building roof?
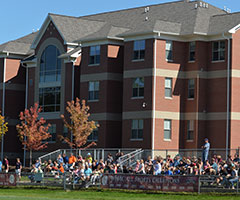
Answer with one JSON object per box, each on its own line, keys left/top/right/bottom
{"left": 79, "top": 0, "right": 226, "bottom": 38}
{"left": 3, "top": 0, "right": 240, "bottom": 56}
{"left": 46, "top": 0, "right": 230, "bottom": 44}
{"left": 0, "top": 32, "right": 38, "bottom": 55}
{"left": 208, "top": 12, "right": 240, "bottom": 35}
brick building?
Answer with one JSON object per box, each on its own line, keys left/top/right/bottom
{"left": 0, "top": 0, "right": 240, "bottom": 157}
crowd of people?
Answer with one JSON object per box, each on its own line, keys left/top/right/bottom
{"left": 0, "top": 139, "right": 239, "bottom": 189}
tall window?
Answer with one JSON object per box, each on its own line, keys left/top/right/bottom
{"left": 165, "top": 78, "right": 172, "bottom": 98}
{"left": 189, "top": 42, "right": 196, "bottom": 61}
{"left": 88, "top": 122, "right": 99, "bottom": 141}
{"left": 132, "top": 77, "right": 144, "bottom": 98}
{"left": 131, "top": 119, "right": 143, "bottom": 140}
{"left": 164, "top": 119, "right": 171, "bottom": 140}
{"left": 40, "top": 45, "right": 61, "bottom": 83}
{"left": 46, "top": 124, "right": 56, "bottom": 142}
{"left": 89, "top": 81, "right": 99, "bottom": 101}
{"left": 39, "top": 87, "right": 60, "bottom": 112}
{"left": 89, "top": 45, "right": 100, "bottom": 65}
{"left": 133, "top": 40, "right": 145, "bottom": 60}
{"left": 187, "top": 120, "right": 194, "bottom": 140}
{"left": 212, "top": 41, "right": 225, "bottom": 61}
{"left": 166, "top": 40, "right": 173, "bottom": 61}
{"left": 188, "top": 79, "right": 195, "bottom": 99}
{"left": 39, "top": 45, "right": 61, "bottom": 113}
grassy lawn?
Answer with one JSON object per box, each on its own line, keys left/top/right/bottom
{"left": 0, "top": 188, "right": 240, "bottom": 200}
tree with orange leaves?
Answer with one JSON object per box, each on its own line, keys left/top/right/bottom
{"left": 16, "top": 103, "right": 51, "bottom": 166}
{"left": 60, "top": 98, "right": 98, "bottom": 149}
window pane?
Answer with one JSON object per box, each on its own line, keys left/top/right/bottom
{"left": 164, "top": 120, "right": 170, "bottom": 130}
{"left": 190, "top": 52, "right": 195, "bottom": 61}
{"left": 131, "top": 130, "right": 138, "bottom": 139}
{"left": 166, "top": 50, "right": 172, "bottom": 60}
{"left": 89, "top": 91, "right": 94, "bottom": 100}
{"left": 166, "top": 41, "right": 172, "bottom": 50}
{"left": 89, "top": 46, "right": 100, "bottom": 64}
{"left": 190, "top": 42, "right": 195, "bottom": 51}
{"left": 213, "top": 42, "right": 219, "bottom": 51}
{"left": 220, "top": 50, "right": 225, "bottom": 60}
{"left": 139, "top": 88, "right": 144, "bottom": 97}
{"left": 164, "top": 130, "right": 171, "bottom": 140}
{"left": 40, "top": 45, "right": 61, "bottom": 83}
{"left": 132, "top": 120, "right": 138, "bottom": 129}
{"left": 95, "top": 81, "right": 99, "bottom": 90}
{"left": 132, "top": 88, "right": 138, "bottom": 97}
{"left": 165, "top": 78, "right": 172, "bottom": 88}
{"left": 140, "top": 50, "right": 145, "bottom": 59}
{"left": 138, "top": 120, "right": 143, "bottom": 129}
{"left": 165, "top": 88, "right": 172, "bottom": 98}
{"left": 138, "top": 130, "right": 143, "bottom": 139}
{"left": 213, "top": 52, "right": 219, "bottom": 61}
{"left": 133, "top": 40, "right": 145, "bottom": 60}
{"left": 89, "top": 82, "right": 94, "bottom": 91}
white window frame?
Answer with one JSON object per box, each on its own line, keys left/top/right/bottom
{"left": 132, "top": 77, "right": 144, "bottom": 98}
{"left": 212, "top": 41, "right": 225, "bottom": 61}
{"left": 166, "top": 40, "right": 173, "bottom": 61}
{"left": 89, "top": 45, "right": 100, "bottom": 65}
{"left": 187, "top": 120, "right": 194, "bottom": 141}
{"left": 189, "top": 42, "right": 196, "bottom": 62}
{"left": 188, "top": 79, "right": 195, "bottom": 99}
{"left": 133, "top": 40, "right": 145, "bottom": 60}
{"left": 88, "top": 81, "right": 99, "bottom": 101}
{"left": 165, "top": 78, "right": 172, "bottom": 98}
{"left": 131, "top": 119, "right": 143, "bottom": 140}
{"left": 164, "top": 119, "right": 172, "bottom": 140}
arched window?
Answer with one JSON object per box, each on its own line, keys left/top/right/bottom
{"left": 39, "top": 45, "right": 61, "bottom": 112}
{"left": 40, "top": 45, "right": 61, "bottom": 83}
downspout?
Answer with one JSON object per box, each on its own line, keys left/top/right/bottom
{"left": 1, "top": 52, "right": 8, "bottom": 161}
{"left": 70, "top": 61, "right": 75, "bottom": 150}
{"left": 152, "top": 38, "right": 157, "bottom": 157}
{"left": 222, "top": 33, "right": 231, "bottom": 160}
{"left": 23, "top": 66, "right": 29, "bottom": 167}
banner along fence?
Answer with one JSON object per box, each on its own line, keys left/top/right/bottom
{"left": 0, "top": 173, "right": 16, "bottom": 186}
{"left": 101, "top": 174, "right": 199, "bottom": 192}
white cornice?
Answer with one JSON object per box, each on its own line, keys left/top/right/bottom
{"left": 81, "top": 39, "right": 123, "bottom": 47}
{"left": 229, "top": 24, "right": 240, "bottom": 34}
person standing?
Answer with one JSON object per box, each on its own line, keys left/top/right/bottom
{"left": 15, "top": 158, "right": 22, "bottom": 180}
{"left": 202, "top": 138, "right": 210, "bottom": 165}
{"left": 3, "top": 157, "right": 9, "bottom": 173}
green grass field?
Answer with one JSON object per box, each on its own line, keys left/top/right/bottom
{"left": 0, "top": 188, "right": 240, "bottom": 200}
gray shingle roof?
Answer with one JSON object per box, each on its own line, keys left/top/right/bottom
{"left": 3, "top": 0, "right": 240, "bottom": 56}
{"left": 0, "top": 32, "right": 38, "bottom": 55}
{"left": 79, "top": 24, "right": 130, "bottom": 42}
{"left": 49, "top": 14, "right": 107, "bottom": 43}
{"left": 80, "top": 0, "right": 226, "bottom": 38}
{"left": 208, "top": 12, "right": 240, "bottom": 35}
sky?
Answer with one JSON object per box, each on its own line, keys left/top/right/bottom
{"left": 0, "top": 0, "right": 240, "bottom": 45}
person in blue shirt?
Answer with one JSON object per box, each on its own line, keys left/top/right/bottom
{"left": 202, "top": 138, "right": 210, "bottom": 165}
{"left": 84, "top": 163, "right": 92, "bottom": 181}
{"left": 0, "top": 160, "right": 2, "bottom": 172}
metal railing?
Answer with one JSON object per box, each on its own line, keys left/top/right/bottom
{"left": 39, "top": 148, "right": 138, "bottom": 163}
{"left": 118, "top": 149, "right": 144, "bottom": 169}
